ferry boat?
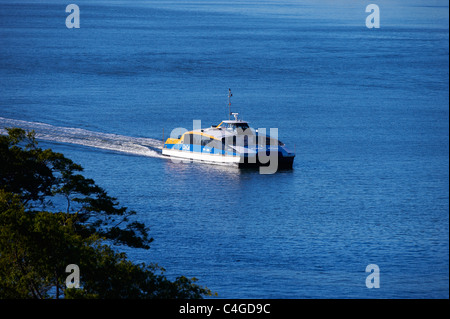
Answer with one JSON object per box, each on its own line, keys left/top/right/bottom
{"left": 162, "top": 90, "right": 295, "bottom": 170}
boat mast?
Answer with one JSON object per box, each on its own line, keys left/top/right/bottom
{"left": 228, "top": 88, "right": 232, "bottom": 120}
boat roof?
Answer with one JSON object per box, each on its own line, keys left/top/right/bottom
{"left": 181, "top": 114, "right": 252, "bottom": 141}
{"left": 192, "top": 127, "right": 234, "bottom": 140}
{"left": 183, "top": 125, "right": 254, "bottom": 141}
{"left": 221, "top": 120, "right": 249, "bottom": 124}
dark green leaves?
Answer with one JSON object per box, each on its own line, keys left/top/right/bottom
{"left": 0, "top": 128, "right": 213, "bottom": 299}
{"left": 0, "top": 127, "right": 151, "bottom": 249}
{"left": 0, "top": 190, "right": 212, "bottom": 299}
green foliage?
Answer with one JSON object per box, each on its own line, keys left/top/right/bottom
{"left": 0, "top": 190, "right": 89, "bottom": 298}
{"left": 0, "top": 128, "right": 152, "bottom": 249}
{"left": 0, "top": 128, "right": 214, "bottom": 299}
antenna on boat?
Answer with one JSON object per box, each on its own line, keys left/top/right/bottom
{"left": 228, "top": 88, "right": 232, "bottom": 120}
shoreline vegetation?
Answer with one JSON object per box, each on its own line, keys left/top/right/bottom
{"left": 0, "top": 127, "right": 214, "bottom": 299}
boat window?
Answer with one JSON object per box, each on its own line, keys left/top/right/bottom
{"left": 182, "top": 133, "right": 193, "bottom": 144}
{"left": 222, "top": 122, "right": 250, "bottom": 132}
{"left": 193, "top": 134, "right": 202, "bottom": 145}
{"left": 197, "top": 136, "right": 222, "bottom": 149}
{"left": 236, "top": 123, "right": 249, "bottom": 131}
{"left": 201, "top": 137, "right": 213, "bottom": 146}
{"left": 221, "top": 137, "right": 235, "bottom": 152}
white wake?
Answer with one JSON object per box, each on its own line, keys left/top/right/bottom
{"left": 0, "top": 117, "right": 165, "bottom": 158}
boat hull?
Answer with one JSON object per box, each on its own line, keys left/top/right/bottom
{"left": 162, "top": 148, "right": 294, "bottom": 169}
{"left": 162, "top": 148, "right": 240, "bottom": 166}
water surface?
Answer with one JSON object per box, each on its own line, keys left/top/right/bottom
{"left": 0, "top": 0, "right": 448, "bottom": 298}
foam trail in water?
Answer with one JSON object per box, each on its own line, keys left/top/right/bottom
{"left": 0, "top": 117, "right": 165, "bottom": 158}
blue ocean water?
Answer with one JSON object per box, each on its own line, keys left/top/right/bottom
{"left": 0, "top": 0, "right": 448, "bottom": 298}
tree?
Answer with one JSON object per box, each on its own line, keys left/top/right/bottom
{"left": 0, "top": 128, "right": 151, "bottom": 249}
{"left": 0, "top": 128, "right": 214, "bottom": 298}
